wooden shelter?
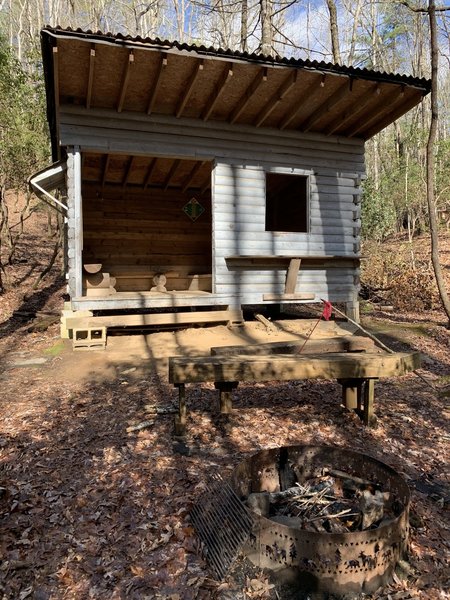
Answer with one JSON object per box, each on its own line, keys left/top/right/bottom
{"left": 31, "top": 27, "right": 431, "bottom": 334}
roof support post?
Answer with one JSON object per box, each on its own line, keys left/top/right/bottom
{"left": 66, "top": 147, "right": 83, "bottom": 299}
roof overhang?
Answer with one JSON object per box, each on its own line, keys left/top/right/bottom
{"left": 29, "top": 161, "right": 68, "bottom": 213}
{"left": 41, "top": 27, "right": 431, "bottom": 161}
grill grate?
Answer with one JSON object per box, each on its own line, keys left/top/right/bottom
{"left": 190, "top": 472, "right": 255, "bottom": 580}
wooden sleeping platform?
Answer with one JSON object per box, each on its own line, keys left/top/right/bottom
{"left": 168, "top": 337, "right": 420, "bottom": 435}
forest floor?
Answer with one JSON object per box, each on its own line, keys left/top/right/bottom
{"left": 0, "top": 198, "right": 449, "bottom": 600}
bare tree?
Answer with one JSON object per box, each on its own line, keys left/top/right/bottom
{"left": 326, "top": 0, "right": 341, "bottom": 63}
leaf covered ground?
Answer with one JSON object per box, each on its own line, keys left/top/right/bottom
{"left": 0, "top": 200, "right": 449, "bottom": 599}
{"left": 0, "top": 308, "right": 449, "bottom": 600}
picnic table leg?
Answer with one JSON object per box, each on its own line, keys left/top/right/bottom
{"left": 363, "top": 379, "right": 376, "bottom": 426}
{"left": 339, "top": 378, "right": 363, "bottom": 411}
{"left": 174, "top": 383, "right": 187, "bottom": 436}
{"left": 214, "top": 382, "right": 238, "bottom": 414}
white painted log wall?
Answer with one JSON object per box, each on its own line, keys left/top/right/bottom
{"left": 60, "top": 108, "right": 364, "bottom": 306}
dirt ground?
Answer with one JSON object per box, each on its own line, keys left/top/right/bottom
{"left": 0, "top": 198, "right": 449, "bottom": 599}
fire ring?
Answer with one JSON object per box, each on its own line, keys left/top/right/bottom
{"left": 230, "top": 445, "right": 410, "bottom": 595}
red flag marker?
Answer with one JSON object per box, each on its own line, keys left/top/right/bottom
{"left": 322, "top": 300, "right": 333, "bottom": 321}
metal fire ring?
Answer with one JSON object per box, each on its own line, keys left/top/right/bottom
{"left": 230, "top": 445, "right": 410, "bottom": 596}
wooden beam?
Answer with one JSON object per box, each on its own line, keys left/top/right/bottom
{"left": 182, "top": 161, "right": 206, "bottom": 192}
{"left": 202, "top": 63, "right": 233, "bottom": 121}
{"left": 254, "top": 70, "right": 298, "bottom": 127}
{"left": 284, "top": 257, "right": 301, "bottom": 294}
{"left": 363, "top": 91, "right": 424, "bottom": 139}
{"left": 298, "top": 79, "right": 351, "bottom": 132}
{"left": 346, "top": 85, "right": 404, "bottom": 137}
{"left": 262, "top": 293, "right": 315, "bottom": 301}
{"left": 176, "top": 59, "right": 204, "bottom": 118}
{"left": 122, "top": 156, "right": 135, "bottom": 188}
{"left": 117, "top": 51, "right": 134, "bottom": 112}
{"left": 229, "top": 67, "right": 268, "bottom": 125}
{"left": 65, "top": 309, "right": 244, "bottom": 330}
{"left": 52, "top": 45, "right": 59, "bottom": 110}
{"left": 143, "top": 157, "right": 157, "bottom": 188}
{"left": 163, "top": 159, "right": 181, "bottom": 191}
{"left": 327, "top": 83, "right": 380, "bottom": 136}
{"left": 86, "top": 44, "right": 96, "bottom": 109}
{"left": 201, "top": 172, "right": 211, "bottom": 195}
{"left": 279, "top": 76, "right": 321, "bottom": 130}
{"left": 101, "top": 154, "right": 110, "bottom": 188}
{"left": 147, "top": 53, "right": 167, "bottom": 115}
{"left": 210, "top": 336, "right": 378, "bottom": 356}
{"left": 169, "top": 352, "right": 421, "bottom": 384}
{"left": 73, "top": 148, "right": 83, "bottom": 299}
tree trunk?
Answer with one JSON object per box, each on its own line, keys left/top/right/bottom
{"left": 241, "top": 0, "right": 248, "bottom": 52}
{"left": 260, "top": 0, "right": 273, "bottom": 55}
{"left": 427, "top": 0, "right": 450, "bottom": 325}
{"left": 326, "top": 0, "right": 341, "bottom": 63}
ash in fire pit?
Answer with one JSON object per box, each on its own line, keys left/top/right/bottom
{"left": 247, "top": 467, "right": 395, "bottom": 534}
{"left": 230, "top": 446, "right": 410, "bottom": 596}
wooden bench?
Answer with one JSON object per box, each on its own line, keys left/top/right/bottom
{"left": 168, "top": 350, "right": 420, "bottom": 435}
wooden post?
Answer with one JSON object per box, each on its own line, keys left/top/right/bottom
{"left": 340, "top": 378, "right": 362, "bottom": 410}
{"left": 214, "top": 382, "right": 238, "bottom": 413}
{"left": 345, "top": 300, "right": 360, "bottom": 323}
{"left": 73, "top": 147, "right": 83, "bottom": 298}
{"left": 363, "top": 379, "right": 376, "bottom": 426}
{"left": 174, "top": 383, "right": 187, "bottom": 436}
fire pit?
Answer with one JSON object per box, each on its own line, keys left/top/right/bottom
{"left": 229, "top": 445, "right": 410, "bottom": 595}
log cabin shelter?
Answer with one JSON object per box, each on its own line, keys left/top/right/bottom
{"left": 31, "top": 27, "right": 431, "bottom": 329}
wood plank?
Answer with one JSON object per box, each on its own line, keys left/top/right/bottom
{"left": 147, "top": 53, "right": 167, "bottom": 115}
{"left": 262, "top": 293, "right": 315, "bottom": 301}
{"left": 327, "top": 83, "right": 380, "bottom": 136}
{"left": 86, "top": 45, "right": 96, "bottom": 109}
{"left": 168, "top": 352, "right": 421, "bottom": 384}
{"left": 176, "top": 59, "right": 204, "bottom": 118}
{"left": 346, "top": 85, "right": 404, "bottom": 137}
{"left": 278, "top": 77, "right": 319, "bottom": 130}
{"left": 117, "top": 51, "right": 134, "bottom": 112}
{"left": 210, "top": 336, "right": 378, "bottom": 356}
{"left": 65, "top": 309, "right": 243, "bottom": 330}
{"left": 285, "top": 257, "right": 301, "bottom": 294}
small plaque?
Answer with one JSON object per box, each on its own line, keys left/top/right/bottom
{"left": 183, "top": 197, "right": 205, "bottom": 222}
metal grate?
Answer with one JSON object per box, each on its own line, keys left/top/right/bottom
{"left": 190, "top": 472, "right": 255, "bottom": 580}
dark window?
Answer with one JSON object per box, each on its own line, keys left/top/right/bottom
{"left": 265, "top": 173, "right": 309, "bottom": 233}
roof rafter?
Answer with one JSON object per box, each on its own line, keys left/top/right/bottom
{"left": 86, "top": 44, "right": 96, "bottom": 109}
{"left": 298, "top": 78, "right": 352, "bottom": 132}
{"left": 163, "top": 159, "right": 181, "bottom": 190}
{"left": 182, "top": 161, "right": 207, "bottom": 192}
{"left": 278, "top": 76, "right": 322, "bottom": 130}
{"left": 101, "top": 154, "right": 110, "bottom": 188}
{"left": 363, "top": 90, "right": 424, "bottom": 139}
{"left": 346, "top": 85, "right": 405, "bottom": 137}
{"left": 202, "top": 63, "right": 233, "bottom": 121}
{"left": 143, "top": 157, "right": 158, "bottom": 188}
{"left": 147, "top": 53, "right": 167, "bottom": 115}
{"left": 117, "top": 50, "right": 134, "bottom": 113}
{"left": 254, "top": 69, "right": 298, "bottom": 127}
{"left": 176, "top": 59, "right": 204, "bottom": 118}
{"left": 327, "top": 83, "right": 380, "bottom": 136}
{"left": 229, "top": 67, "right": 268, "bottom": 125}
{"left": 122, "top": 156, "right": 135, "bottom": 187}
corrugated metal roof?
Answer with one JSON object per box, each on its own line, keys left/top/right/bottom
{"left": 40, "top": 26, "right": 431, "bottom": 161}
{"left": 42, "top": 26, "right": 431, "bottom": 91}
